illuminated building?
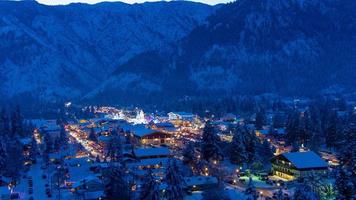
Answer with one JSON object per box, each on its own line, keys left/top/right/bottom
{"left": 271, "top": 151, "right": 328, "bottom": 180}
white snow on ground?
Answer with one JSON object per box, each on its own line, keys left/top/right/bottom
{"left": 240, "top": 175, "right": 272, "bottom": 188}
{"left": 0, "top": 159, "right": 50, "bottom": 200}
{"left": 184, "top": 188, "right": 246, "bottom": 200}
{"left": 28, "top": 159, "right": 50, "bottom": 200}
{"left": 0, "top": 158, "right": 79, "bottom": 200}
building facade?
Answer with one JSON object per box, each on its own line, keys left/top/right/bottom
{"left": 271, "top": 151, "right": 328, "bottom": 180}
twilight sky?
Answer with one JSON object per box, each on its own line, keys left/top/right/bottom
{"left": 36, "top": 0, "right": 229, "bottom": 5}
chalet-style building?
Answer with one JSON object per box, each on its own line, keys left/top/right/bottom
{"left": 168, "top": 112, "right": 197, "bottom": 127}
{"left": 122, "top": 124, "right": 172, "bottom": 145}
{"left": 271, "top": 151, "right": 328, "bottom": 180}
{"left": 127, "top": 147, "right": 171, "bottom": 178}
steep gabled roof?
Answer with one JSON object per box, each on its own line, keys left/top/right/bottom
{"left": 282, "top": 151, "right": 328, "bottom": 169}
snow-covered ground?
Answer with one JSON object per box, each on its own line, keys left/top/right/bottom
{"left": 184, "top": 187, "right": 246, "bottom": 200}
{"left": 240, "top": 175, "right": 272, "bottom": 188}
{"left": 0, "top": 157, "right": 81, "bottom": 200}
{"left": 0, "top": 159, "right": 50, "bottom": 200}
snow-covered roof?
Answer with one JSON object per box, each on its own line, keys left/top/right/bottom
{"left": 134, "top": 147, "right": 170, "bottom": 158}
{"left": 122, "top": 124, "right": 157, "bottom": 137}
{"left": 282, "top": 151, "right": 328, "bottom": 169}
{"left": 184, "top": 176, "right": 218, "bottom": 187}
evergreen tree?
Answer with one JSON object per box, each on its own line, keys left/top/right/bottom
{"left": 304, "top": 172, "right": 323, "bottom": 196}
{"left": 244, "top": 128, "right": 259, "bottom": 165}
{"left": 0, "top": 141, "right": 7, "bottom": 176}
{"left": 335, "top": 124, "right": 356, "bottom": 199}
{"left": 257, "top": 140, "right": 274, "bottom": 164}
{"left": 164, "top": 159, "right": 185, "bottom": 200}
{"left": 111, "top": 135, "right": 123, "bottom": 162}
{"left": 286, "top": 110, "right": 300, "bottom": 145}
{"left": 88, "top": 127, "right": 97, "bottom": 142}
{"left": 53, "top": 137, "right": 61, "bottom": 151}
{"left": 308, "top": 107, "right": 323, "bottom": 151}
{"left": 0, "top": 108, "right": 10, "bottom": 137}
{"left": 245, "top": 177, "right": 258, "bottom": 200}
{"left": 11, "top": 106, "right": 24, "bottom": 137}
{"left": 292, "top": 184, "right": 319, "bottom": 200}
{"left": 291, "top": 141, "right": 300, "bottom": 152}
{"left": 6, "top": 140, "right": 24, "bottom": 180}
{"left": 335, "top": 168, "right": 354, "bottom": 199}
{"left": 325, "top": 112, "right": 338, "bottom": 148}
{"left": 43, "top": 132, "right": 53, "bottom": 153}
{"left": 104, "top": 166, "right": 130, "bottom": 200}
{"left": 302, "top": 111, "right": 313, "bottom": 144}
{"left": 29, "top": 136, "right": 38, "bottom": 161}
{"left": 182, "top": 142, "right": 195, "bottom": 165}
{"left": 201, "top": 121, "right": 223, "bottom": 162}
{"left": 309, "top": 126, "right": 322, "bottom": 152}
{"left": 139, "top": 169, "right": 161, "bottom": 200}
{"left": 274, "top": 188, "right": 286, "bottom": 200}
{"left": 229, "top": 127, "right": 247, "bottom": 165}
{"left": 194, "top": 159, "right": 209, "bottom": 176}
{"left": 272, "top": 112, "right": 285, "bottom": 129}
{"left": 43, "top": 150, "right": 50, "bottom": 167}
{"left": 255, "top": 109, "right": 266, "bottom": 130}
{"left": 318, "top": 184, "right": 335, "bottom": 200}
{"left": 337, "top": 124, "right": 356, "bottom": 170}
{"left": 59, "top": 124, "right": 68, "bottom": 149}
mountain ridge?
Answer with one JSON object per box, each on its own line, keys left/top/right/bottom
{"left": 0, "top": 0, "right": 216, "bottom": 104}
{"left": 88, "top": 0, "right": 355, "bottom": 105}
